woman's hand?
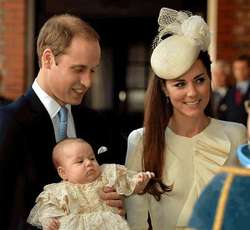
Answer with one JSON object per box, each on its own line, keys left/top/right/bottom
{"left": 100, "top": 186, "right": 125, "bottom": 216}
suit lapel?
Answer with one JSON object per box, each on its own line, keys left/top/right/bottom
{"left": 242, "top": 81, "right": 250, "bottom": 101}
{"left": 23, "top": 88, "right": 56, "bottom": 146}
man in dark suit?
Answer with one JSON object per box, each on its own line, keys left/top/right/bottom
{"left": 219, "top": 55, "right": 250, "bottom": 125}
{"left": 0, "top": 14, "right": 122, "bottom": 229}
{"left": 211, "top": 60, "right": 232, "bottom": 119}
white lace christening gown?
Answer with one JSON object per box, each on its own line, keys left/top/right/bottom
{"left": 27, "top": 164, "right": 138, "bottom": 230}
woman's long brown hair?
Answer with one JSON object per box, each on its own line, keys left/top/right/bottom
{"left": 142, "top": 51, "right": 213, "bottom": 201}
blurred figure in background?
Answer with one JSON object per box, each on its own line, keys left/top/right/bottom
{"left": 220, "top": 54, "right": 250, "bottom": 125}
{"left": 0, "top": 69, "right": 12, "bottom": 106}
{"left": 211, "top": 60, "right": 232, "bottom": 119}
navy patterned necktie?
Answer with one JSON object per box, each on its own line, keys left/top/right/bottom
{"left": 58, "top": 106, "right": 68, "bottom": 141}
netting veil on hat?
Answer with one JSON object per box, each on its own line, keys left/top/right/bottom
{"left": 151, "top": 8, "right": 211, "bottom": 80}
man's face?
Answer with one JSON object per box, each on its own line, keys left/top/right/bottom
{"left": 46, "top": 36, "right": 101, "bottom": 105}
{"left": 212, "top": 67, "right": 227, "bottom": 88}
{"left": 233, "top": 60, "right": 249, "bottom": 82}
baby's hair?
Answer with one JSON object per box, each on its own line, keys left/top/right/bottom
{"left": 52, "top": 138, "right": 90, "bottom": 168}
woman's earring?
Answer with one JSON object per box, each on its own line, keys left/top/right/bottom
{"left": 166, "top": 96, "right": 170, "bottom": 103}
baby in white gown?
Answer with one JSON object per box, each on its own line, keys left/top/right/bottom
{"left": 27, "top": 138, "right": 154, "bottom": 230}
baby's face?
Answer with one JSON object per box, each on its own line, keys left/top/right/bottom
{"left": 60, "top": 142, "right": 101, "bottom": 184}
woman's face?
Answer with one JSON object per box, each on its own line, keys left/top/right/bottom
{"left": 163, "top": 59, "right": 211, "bottom": 119}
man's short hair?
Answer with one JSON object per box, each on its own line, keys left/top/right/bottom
{"left": 37, "top": 14, "right": 100, "bottom": 67}
{"left": 234, "top": 54, "right": 250, "bottom": 67}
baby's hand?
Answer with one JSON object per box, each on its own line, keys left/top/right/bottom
{"left": 134, "top": 171, "right": 155, "bottom": 194}
{"left": 42, "top": 218, "right": 60, "bottom": 230}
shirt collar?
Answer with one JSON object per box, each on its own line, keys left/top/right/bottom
{"left": 214, "top": 87, "right": 228, "bottom": 97}
{"left": 32, "top": 79, "right": 71, "bottom": 119}
{"left": 236, "top": 80, "right": 249, "bottom": 94}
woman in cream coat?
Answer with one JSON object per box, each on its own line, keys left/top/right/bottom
{"left": 125, "top": 8, "right": 247, "bottom": 230}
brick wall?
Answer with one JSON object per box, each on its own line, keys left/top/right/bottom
{"left": 0, "top": 0, "right": 249, "bottom": 99}
{"left": 0, "top": 0, "right": 26, "bottom": 100}
{"left": 217, "top": 0, "right": 250, "bottom": 62}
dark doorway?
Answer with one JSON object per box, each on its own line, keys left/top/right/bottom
{"left": 34, "top": 0, "right": 207, "bottom": 164}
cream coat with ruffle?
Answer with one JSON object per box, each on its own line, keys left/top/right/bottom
{"left": 125, "top": 119, "right": 247, "bottom": 230}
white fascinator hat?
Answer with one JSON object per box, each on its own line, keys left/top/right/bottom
{"left": 151, "top": 8, "right": 211, "bottom": 80}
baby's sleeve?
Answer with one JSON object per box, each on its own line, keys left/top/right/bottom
{"left": 114, "top": 164, "right": 139, "bottom": 196}
{"left": 27, "top": 183, "right": 69, "bottom": 229}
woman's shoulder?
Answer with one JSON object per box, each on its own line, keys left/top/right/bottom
{"left": 126, "top": 128, "right": 144, "bottom": 168}
{"left": 212, "top": 118, "right": 246, "bottom": 133}
{"left": 210, "top": 119, "right": 247, "bottom": 146}
{"left": 127, "top": 128, "right": 144, "bottom": 143}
